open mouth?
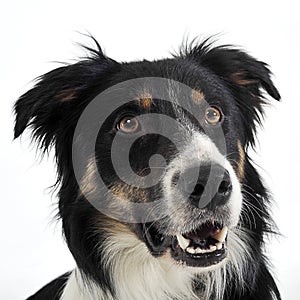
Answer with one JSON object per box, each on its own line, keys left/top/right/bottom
{"left": 144, "top": 221, "right": 228, "bottom": 268}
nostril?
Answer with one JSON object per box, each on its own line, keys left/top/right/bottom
{"left": 189, "top": 183, "right": 205, "bottom": 208}
{"left": 190, "top": 183, "right": 205, "bottom": 197}
{"left": 218, "top": 179, "right": 232, "bottom": 195}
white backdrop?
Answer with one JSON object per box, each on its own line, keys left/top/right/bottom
{"left": 1, "top": 1, "right": 299, "bottom": 299}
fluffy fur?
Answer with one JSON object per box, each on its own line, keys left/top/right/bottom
{"left": 15, "top": 37, "right": 281, "bottom": 300}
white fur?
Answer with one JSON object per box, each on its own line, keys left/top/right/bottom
{"left": 60, "top": 230, "right": 199, "bottom": 300}
{"left": 60, "top": 271, "right": 84, "bottom": 300}
{"left": 100, "top": 230, "right": 199, "bottom": 300}
{"left": 60, "top": 226, "right": 252, "bottom": 300}
{"left": 60, "top": 269, "right": 115, "bottom": 300}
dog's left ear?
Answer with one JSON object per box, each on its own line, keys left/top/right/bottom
{"left": 187, "top": 43, "right": 281, "bottom": 102}
{"left": 14, "top": 46, "right": 118, "bottom": 152}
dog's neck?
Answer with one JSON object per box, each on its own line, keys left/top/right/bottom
{"left": 60, "top": 266, "right": 199, "bottom": 300}
{"left": 60, "top": 229, "right": 250, "bottom": 300}
{"left": 60, "top": 231, "right": 200, "bottom": 300}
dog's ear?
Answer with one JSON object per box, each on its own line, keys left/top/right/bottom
{"left": 186, "top": 41, "right": 280, "bottom": 146}
{"left": 186, "top": 41, "right": 280, "bottom": 101}
{"left": 14, "top": 45, "right": 118, "bottom": 152}
{"left": 206, "top": 47, "right": 279, "bottom": 100}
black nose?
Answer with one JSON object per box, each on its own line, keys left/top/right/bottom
{"left": 177, "top": 164, "right": 232, "bottom": 210}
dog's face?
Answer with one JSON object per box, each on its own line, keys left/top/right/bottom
{"left": 93, "top": 65, "right": 245, "bottom": 269}
{"left": 14, "top": 39, "right": 280, "bottom": 298}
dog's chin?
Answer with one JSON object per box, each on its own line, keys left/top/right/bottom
{"left": 143, "top": 221, "right": 228, "bottom": 268}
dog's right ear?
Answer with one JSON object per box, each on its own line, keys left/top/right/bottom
{"left": 14, "top": 45, "right": 118, "bottom": 152}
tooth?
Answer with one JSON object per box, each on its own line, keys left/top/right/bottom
{"left": 195, "top": 247, "right": 203, "bottom": 254}
{"left": 209, "top": 245, "right": 217, "bottom": 252}
{"left": 176, "top": 234, "right": 190, "bottom": 250}
{"left": 216, "top": 242, "right": 223, "bottom": 250}
{"left": 186, "top": 247, "right": 196, "bottom": 254}
{"left": 212, "top": 226, "right": 228, "bottom": 243}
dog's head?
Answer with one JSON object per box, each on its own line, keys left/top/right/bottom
{"left": 14, "top": 39, "right": 280, "bottom": 298}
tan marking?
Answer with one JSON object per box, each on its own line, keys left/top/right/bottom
{"left": 110, "top": 183, "right": 131, "bottom": 201}
{"left": 91, "top": 182, "right": 150, "bottom": 224}
{"left": 191, "top": 89, "right": 205, "bottom": 104}
{"left": 92, "top": 211, "right": 131, "bottom": 235}
{"left": 78, "top": 158, "right": 97, "bottom": 198}
{"left": 110, "top": 183, "right": 148, "bottom": 203}
{"left": 56, "top": 89, "right": 77, "bottom": 102}
{"left": 230, "top": 72, "right": 258, "bottom": 86}
{"left": 237, "top": 140, "right": 245, "bottom": 180}
{"left": 136, "top": 91, "right": 152, "bottom": 110}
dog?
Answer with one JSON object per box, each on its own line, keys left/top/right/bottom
{"left": 15, "top": 37, "right": 281, "bottom": 300}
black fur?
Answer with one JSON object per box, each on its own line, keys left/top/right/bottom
{"left": 26, "top": 272, "right": 70, "bottom": 300}
{"left": 15, "top": 37, "right": 281, "bottom": 300}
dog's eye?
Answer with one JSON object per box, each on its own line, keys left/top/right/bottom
{"left": 117, "top": 115, "right": 140, "bottom": 133}
{"left": 205, "top": 106, "right": 222, "bottom": 125}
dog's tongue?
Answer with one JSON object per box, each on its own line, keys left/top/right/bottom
{"left": 184, "top": 223, "right": 219, "bottom": 242}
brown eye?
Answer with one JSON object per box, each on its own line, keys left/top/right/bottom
{"left": 117, "top": 115, "right": 140, "bottom": 133}
{"left": 205, "top": 106, "right": 222, "bottom": 125}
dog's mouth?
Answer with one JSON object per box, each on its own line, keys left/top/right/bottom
{"left": 143, "top": 221, "right": 228, "bottom": 267}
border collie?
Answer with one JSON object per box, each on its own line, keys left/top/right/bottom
{"left": 14, "top": 37, "right": 281, "bottom": 300}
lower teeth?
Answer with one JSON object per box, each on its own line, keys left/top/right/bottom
{"left": 186, "top": 244, "right": 222, "bottom": 254}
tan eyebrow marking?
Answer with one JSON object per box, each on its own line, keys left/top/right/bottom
{"left": 136, "top": 91, "right": 152, "bottom": 110}
{"left": 191, "top": 89, "right": 205, "bottom": 104}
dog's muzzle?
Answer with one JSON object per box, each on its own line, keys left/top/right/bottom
{"left": 139, "top": 131, "right": 243, "bottom": 269}
{"left": 141, "top": 155, "right": 243, "bottom": 268}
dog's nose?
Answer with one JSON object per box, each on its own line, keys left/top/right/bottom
{"left": 178, "top": 164, "right": 232, "bottom": 210}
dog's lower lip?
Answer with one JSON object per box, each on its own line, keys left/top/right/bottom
{"left": 143, "top": 223, "right": 172, "bottom": 255}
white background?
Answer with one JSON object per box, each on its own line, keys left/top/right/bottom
{"left": 1, "top": 1, "right": 299, "bottom": 299}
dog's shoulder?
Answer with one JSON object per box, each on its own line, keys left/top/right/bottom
{"left": 26, "top": 272, "right": 71, "bottom": 300}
